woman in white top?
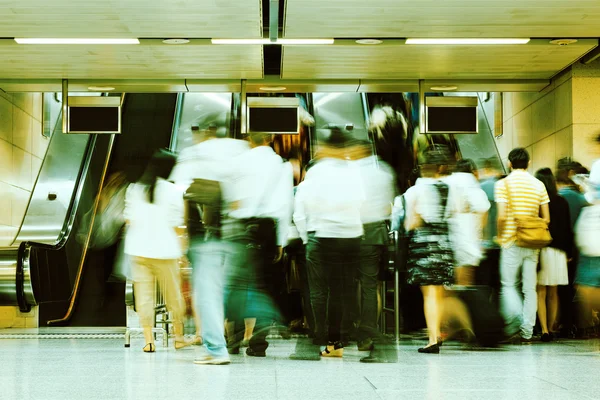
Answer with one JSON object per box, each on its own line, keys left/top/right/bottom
{"left": 124, "top": 150, "right": 188, "bottom": 353}
{"left": 445, "top": 159, "right": 491, "bottom": 286}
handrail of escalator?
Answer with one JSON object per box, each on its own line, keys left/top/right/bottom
{"left": 14, "top": 130, "right": 105, "bottom": 312}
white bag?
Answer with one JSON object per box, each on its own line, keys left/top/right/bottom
{"left": 575, "top": 205, "right": 600, "bottom": 257}
{"left": 449, "top": 212, "right": 484, "bottom": 267}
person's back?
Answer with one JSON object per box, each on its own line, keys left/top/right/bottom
{"left": 495, "top": 148, "right": 550, "bottom": 342}
{"left": 495, "top": 170, "right": 550, "bottom": 248}
{"left": 124, "top": 179, "right": 183, "bottom": 260}
{"left": 295, "top": 158, "right": 364, "bottom": 240}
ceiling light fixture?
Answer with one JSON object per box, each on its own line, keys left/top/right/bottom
{"left": 162, "top": 38, "right": 190, "bottom": 45}
{"left": 211, "top": 38, "right": 334, "bottom": 45}
{"left": 405, "top": 38, "right": 530, "bottom": 45}
{"left": 430, "top": 85, "right": 458, "bottom": 91}
{"left": 355, "top": 39, "right": 383, "bottom": 45}
{"left": 259, "top": 86, "right": 287, "bottom": 91}
{"left": 549, "top": 39, "right": 578, "bottom": 46}
{"left": 87, "top": 86, "right": 116, "bottom": 91}
{"left": 15, "top": 38, "right": 140, "bottom": 45}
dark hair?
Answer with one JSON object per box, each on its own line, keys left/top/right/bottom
{"left": 455, "top": 158, "right": 477, "bottom": 174}
{"left": 535, "top": 168, "right": 558, "bottom": 198}
{"left": 555, "top": 168, "right": 573, "bottom": 185}
{"left": 138, "top": 149, "right": 177, "bottom": 203}
{"left": 508, "top": 148, "right": 530, "bottom": 170}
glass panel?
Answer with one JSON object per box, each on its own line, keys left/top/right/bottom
{"left": 173, "top": 93, "right": 233, "bottom": 152}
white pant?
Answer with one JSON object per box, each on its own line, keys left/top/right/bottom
{"left": 499, "top": 245, "right": 539, "bottom": 339}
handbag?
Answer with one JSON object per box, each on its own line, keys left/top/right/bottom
{"left": 183, "top": 178, "right": 222, "bottom": 236}
{"left": 505, "top": 180, "right": 552, "bottom": 249}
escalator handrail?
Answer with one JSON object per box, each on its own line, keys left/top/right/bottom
{"left": 45, "top": 133, "right": 116, "bottom": 324}
{"left": 14, "top": 131, "right": 102, "bottom": 312}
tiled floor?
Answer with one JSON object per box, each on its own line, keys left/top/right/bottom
{"left": 0, "top": 333, "right": 599, "bottom": 400}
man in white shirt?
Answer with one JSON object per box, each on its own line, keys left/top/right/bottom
{"left": 220, "top": 131, "right": 294, "bottom": 357}
{"left": 352, "top": 143, "right": 396, "bottom": 352}
{"left": 293, "top": 126, "right": 364, "bottom": 357}
{"left": 170, "top": 117, "right": 250, "bottom": 365}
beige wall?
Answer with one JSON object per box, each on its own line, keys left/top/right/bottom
{"left": 498, "top": 59, "right": 600, "bottom": 173}
{"left": 497, "top": 69, "right": 574, "bottom": 174}
{"left": 571, "top": 60, "right": 600, "bottom": 169}
{"left": 0, "top": 92, "right": 49, "bottom": 245}
{"left": 0, "top": 91, "right": 47, "bottom": 329}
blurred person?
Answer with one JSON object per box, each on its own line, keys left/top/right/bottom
{"left": 478, "top": 157, "right": 505, "bottom": 297}
{"left": 534, "top": 168, "right": 573, "bottom": 342}
{"left": 220, "top": 131, "right": 294, "bottom": 357}
{"left": 404, "top": 146, "right": 455, "bottom": 353}
{"left": 352, "top": 140, "right": 396, "bottom": 353}
{"left": 495, "top": 148, "right": 550, "bottom": 343}
{"left": 293, "top": 126, "right": 364, "bottom": 358}
{"left": 574, "top": 160, "right": 600, "bottom": 334}
{"left": 445, "top": 159, "right": 490, "bottom": 286}
{"left": 124, "top": 149, "right": 189, "bottom": 353}
{"left": 170, "top": 116, "right": 250, "bottom": 365}
{"left": 556, "top": 159, "right": 589, "bottom": 336}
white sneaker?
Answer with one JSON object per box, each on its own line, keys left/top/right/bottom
{"left": 194, "top": 355, "right": 231, "bottom": 365}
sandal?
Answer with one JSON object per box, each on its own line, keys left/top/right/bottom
{"left": 143, "top": 343, "right": 156, "bottom": 353}
{"left": 175, "top": 339, "right": 192, "bottom": 350}
{"left": 320, "top": 341, "right": 344, "bottom": 358}
{"left": 192, "top": 336, "right": 203, "bottom": 346}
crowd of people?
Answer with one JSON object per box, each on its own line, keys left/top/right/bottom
{"left": 117, "top": 114, "right": 600, "bottom": 365}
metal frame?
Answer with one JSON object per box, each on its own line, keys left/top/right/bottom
{"left": 380, "top": 231, "right": 400, "bottom": 341}
{"left": 246, "top": 97, "right": 301, "bottom": 135}
{"left": 424, "top": 96, "right": 479, "bottom": 135}
{"left": 66, "top": 96, "right": 123, "bottom": 134}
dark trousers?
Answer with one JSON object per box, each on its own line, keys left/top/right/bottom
{"left": 225, "top": 241, "right": 280, "bottom": 352}
{"left": 357, "top": 244, "right": 384, "bottom": 341}
{"left": 478, "top": 248, "right": 501, "bottom": 306}
{"left": 307, "top": 235, "right": 361, "bottom": 345}
{"left": 286, "top": 238, "right": 314, "bottom": 335}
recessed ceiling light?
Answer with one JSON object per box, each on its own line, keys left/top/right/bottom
{"left": 88, "top": 86, "right": 116, "bottom": 91}
{"left": 259, "top": 86, "right": 287, "bottom": 91}
{"left": 355, "top": 39, "right": 383, "bottom": 45}
{"left": 549, "top": 39, "right": 578, "bottom": 46}
{"left": 211, "top": 38, "right": 334, "bottom": 45}
{"left": 162, "top": 38, "right": 190, "bottom": 45}
{"left": 15, "top": 38, "right": 140, "bottom": 45}
{"left": 430, "top": 85, "right": 458, "bottom": 91}
{"left": 405, "top": 38, "right": 530, "bottom": 45}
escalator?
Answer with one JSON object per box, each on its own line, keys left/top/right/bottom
{"left": 0, "top": 93, "right": 179, "bottom": 327}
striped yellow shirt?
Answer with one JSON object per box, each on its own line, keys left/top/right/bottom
{"left": 494, "top": 170, "right": 550, "bottom": 248}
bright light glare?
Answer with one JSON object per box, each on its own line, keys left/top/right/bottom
{"left": 15, "top": 38, "right": 140, "bottom": 45}
{"left": 405, "top": 38, "right": 530, "bottom": 45}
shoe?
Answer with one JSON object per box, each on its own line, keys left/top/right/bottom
{"left": 192, "top": 336, "right": 203, "bottom": 346}
{"left": 520, "top": 337, "right": 533, "bottom": 345}
{"left": 289, "top": 353, "right": 321, "bottom": 361}
{"left": 246, "top": 347, "right": 266, "bottom": 357}
{"left": 320, "top": 341, "right": 344, "bottom": 358}
{"left": 541, "top": 333, "right": 552, "bottom": 343}
{"left": 360, "top": 356, "right": 394, "bottom": 363}
{"left": 357, "top": 339, "right": 374, "bottom": 351}
{"left": 175, "top": 339, "right": 192, "bottom": 350}
{"left": 227, "top": 346, "right": 240, "bottom": 355}
{"left": 241, "top": 340, "right": 250, "bottom": 348}
{"left": 194, "top": 355, "right": 231, "bottom": 365}
{"left": 418, "top": 343, "right": 440, "bottom": 354}
{"left": 143, "top": 343, "right": 155, "bottom": 353}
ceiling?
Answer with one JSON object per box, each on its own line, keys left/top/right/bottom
{"left": 0, "top": 0, "right": 598, "bottom": 92}
{"left": 284, "top": 0, "right": 600, "bottom": 38}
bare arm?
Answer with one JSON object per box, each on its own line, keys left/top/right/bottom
{"left": 540, "top": 203, "right": 550, "bottom": 224}
{"left": 497, "top": 202, "right": 507, "bottom": 239}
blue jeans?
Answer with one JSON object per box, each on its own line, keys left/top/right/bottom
{"left": 499, "top": 245, "right": 539, "bottom": 339}
{"left": 189, "top": 239, "right": 228, "bottom": 358}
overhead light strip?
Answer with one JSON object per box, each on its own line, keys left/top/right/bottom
{"left": 15, "top": 38, "right": 140, "bottom": 45}
{"left": 405, "top": 38, "right": 530, "bottom": 45}
{"left": 211, "top": 38, "right": 334, "bottom": 45}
